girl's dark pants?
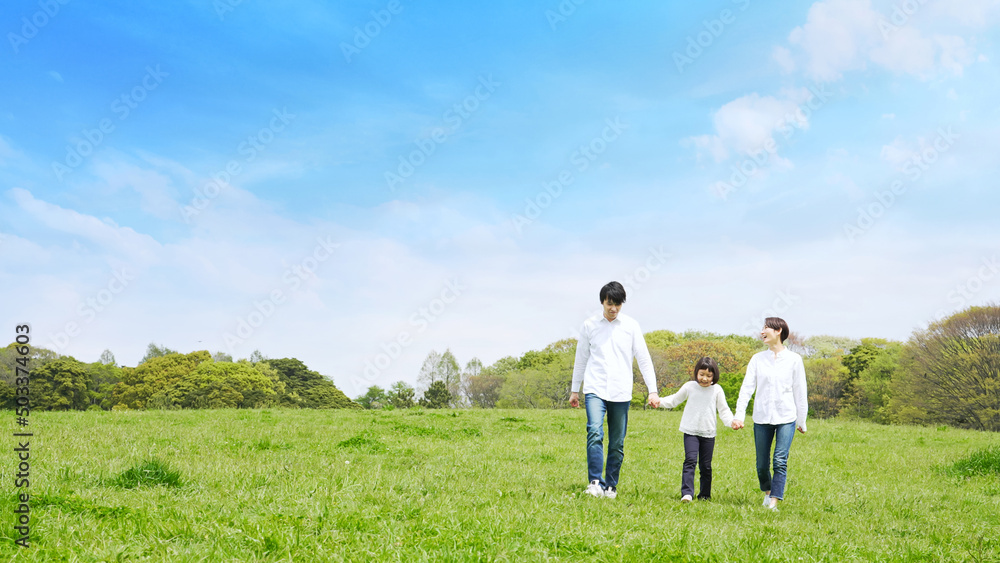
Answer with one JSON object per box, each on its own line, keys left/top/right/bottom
{"left": 682, "top": 434, "right": 715, "bottom": 500}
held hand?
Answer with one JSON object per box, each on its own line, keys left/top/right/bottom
{"left": 569, "top": 392, "right": 580, "bottom": 408}
{"left": 731, "top": 420, "right": 744, "bottom": 430}
{"left": 647, "top": 393, "right": 660, "bottom": 409}
{"left": 797, "top": 426, "right": 806, "bottom": 434}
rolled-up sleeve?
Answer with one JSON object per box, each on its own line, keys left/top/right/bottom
{"left": 633, "top": 329, "right": 657, "bottom": 394}
{"left": 793, "top": 355, "right": 808, "bottom": 432}
{"left": 571, "top": 321, "right": 591, "bottom": 393}
{"left": 735, "top": 356, "right": 757, "bottom": 421}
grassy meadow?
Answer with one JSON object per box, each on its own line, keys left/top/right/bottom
{"left": 1, "top": 408, "right": 998, "bottom": 562}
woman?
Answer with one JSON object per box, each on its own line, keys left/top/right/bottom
{"left": 731, "top": 317, "right": 808, "bottom": 512}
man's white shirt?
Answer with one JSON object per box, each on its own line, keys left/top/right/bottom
{"left": 571, "top": 312, "right": 657, "bottom": 402}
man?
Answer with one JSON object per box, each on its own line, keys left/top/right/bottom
{"left": 569, "top": 281, "right": 659, "bottom": 499}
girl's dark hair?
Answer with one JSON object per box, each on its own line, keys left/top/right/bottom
{"left": 764, "top": 317, "right": 790, "bottom": 343}
{"left": 599, "top": 281, "right": 626, "bottom": 305}
{"left": 692, "top": 356, "right": 720, "bottom": 385}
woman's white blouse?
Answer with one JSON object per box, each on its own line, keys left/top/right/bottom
{"left": 735, "top": 348, "right": 808, "bottom": 432}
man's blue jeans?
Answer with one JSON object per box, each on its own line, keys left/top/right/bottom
{"left": 585, "top": 393, "right": 630, "bottom": 489}
{"left": 753, "top": 421, "right": 796, "bottom": 500}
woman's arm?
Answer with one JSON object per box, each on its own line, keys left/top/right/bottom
{"left": 734, "top": 355, "right": 757, "bottom": 423}
{"left": 792, "top": 354, "right": 808, "bottom": 432}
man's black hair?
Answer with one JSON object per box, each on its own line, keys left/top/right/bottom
{"left": 599, "top": 281, "right": 626, "bottom": 305}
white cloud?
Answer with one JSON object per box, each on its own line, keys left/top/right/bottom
{"left": 925, "top": 0, "right": 1000, "bottom": 28}
{"left": 0, "top": 135, "right": 21, "bottom": 164}
{"left": 788, "top": 0, "right": 879, "bottom": 82}
{"left": 91, "top": 157, "right": 181, "bottom": 220}
{"left": 936, "top": 35, "right": 976, "bottom": 76}
{"left": 869, "top": 25, "right": 936, "bottom": 78}
{"left": 772, "top": 45, "right": 796, "bottom": 73}
{"left": 684, "top": 90, "right": 815, "bottom": 167}
{"left": 8, "top": 187, "right": 161, "bottom": 263}
{"left": 785, "top": 0, "right": 984, "bottom": 82}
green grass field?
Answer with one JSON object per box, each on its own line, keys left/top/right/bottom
{"left": 1, "top": 408, "right": 998, "bottom": 562}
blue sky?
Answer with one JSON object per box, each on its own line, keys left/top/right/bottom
{"left": 3, "top": 0, "right": 999, "bottom": 398}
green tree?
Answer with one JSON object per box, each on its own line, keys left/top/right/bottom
{"left": 357, "top": 385, "right": 388, "bottom": 409}
{"left": 840, "top": 342, "right": 901, "bottom": 423}
{"left": 643, "top": 338, "right": 762, "bottom": 396}
{"left": 264, "top": 358, "right": 359, "bottom": 409}
{"left": 484, "top": 356, "right": 519, "bottom": 378}
{"left": 466, "top": 372, "right": 504, "bottom": 408}
{"left": 467, "top": 355, "right": 516, "bottom": 409}
{"left": 438, "top": 349, "right": 462, "bottom": 405}
{"left": 140, "top": 343, "right": 179, "bottom": 364}
{"left": 644, "top": 330, "right": 680, "bottom": 351}
{"left": 460, "top": 358, "right": 484, "bottom": 405}
{"left": 716, "top": 371, "right": 751, "bottom": 412}
{"left": 890, "top": 305, "right": 1000, "bottom": 431}
{"left": 0, "top": 343, "right": 59, "bottom": 387}
{"left": 387, "top": 381, "right": 416, "bottom": 409}
{"left": 805, "top": 357, "right": 850, "bottom": 418}
{"left": 114, "top": 351, "right": 212, "bottom": 409}
{"left": 169, "top": 360, "right": 278, "bottom": 409}
{"left": 802, "top": 335, "right": 859, "bottom": 359}
{"left": 99, "top": 349, "right": 116, "bottom": 366}
{"left": 84, "top": 361, "right": 122, "bottom": 410}
{"left": 32, "top": 359, "right": 91, "bottom": 410}
{"left": 420, "top": 380, "right": 452, "bottom": 409}
{"left": 212, "top": 351, "right": 233, "bottom": 363}
{"left": 497, "top": 358, "right": 572, "bottom": 409}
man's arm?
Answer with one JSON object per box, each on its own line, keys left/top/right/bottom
{"left": 633, "top": 324, "right": 659, "bottom": 407}
{"left": 569, "top": 321, "right": 591, "bottom": 408}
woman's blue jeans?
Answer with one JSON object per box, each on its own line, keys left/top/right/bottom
{"left": 584, "top": 393, "right": 630, "bottom": 489}
{"left": 753, "top": 421, "right": 796, "bottom": 500}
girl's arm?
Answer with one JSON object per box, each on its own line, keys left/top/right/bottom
{"left": 658, "top": 382, "right": 690, "bottom": 409}
{"left": 715, "top": 386, "right": 734, "bottom": 428}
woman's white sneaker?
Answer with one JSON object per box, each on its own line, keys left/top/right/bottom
{"left": 585, "top": 480, "right": 604, "bottom": 498}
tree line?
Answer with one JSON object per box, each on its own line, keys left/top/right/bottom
{"left": 0, "top": 344, "right": 358, "bottom": 411}
{"left": 357, "top": 305, "right": 1000, "bottom": 432}
{"left": 6, "top": 304, "right": 997, "bottom": 431}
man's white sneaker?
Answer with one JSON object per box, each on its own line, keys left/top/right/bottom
{"left": 585, "top": 480, "right": 604, "bottom": 498}
{"left": 681, "top": 494, "right": 693, "bottom": 503}
{"left": 604, "top": 486, "right": 617, "bottom": 499}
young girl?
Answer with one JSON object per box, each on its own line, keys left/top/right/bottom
{"left": 658, "top": 356, "right": 734, "bottom": 502}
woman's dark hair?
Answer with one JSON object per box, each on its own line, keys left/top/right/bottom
{"left": 692, "top": 356, "right": 720, "bottom": 385}
{"left": 764, "top": 317, "right": 790, "bottom": 343}
{"left": 599, "top": 281, "right": 626, "bottom": 305}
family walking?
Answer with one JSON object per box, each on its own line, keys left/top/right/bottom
{"left": 570, "top": 281, "right": 808, "bottom": 511}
